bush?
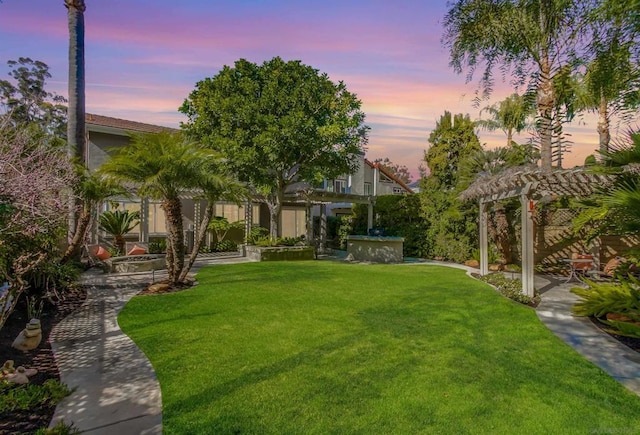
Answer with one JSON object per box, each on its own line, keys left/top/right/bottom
{"left": 148, "top": 239, "right": 167, "bottom": 254}
{"left": 571, "top": 278, "right": 640, "bottom": 337}
{"left": 478, "top": 273, "right": 539, "bottom": 306}
{"left": 212, "top": 240, "right": 238, "bottom": 252}
{"left": 0, "top": 379, "right": 72, "bottom": 413}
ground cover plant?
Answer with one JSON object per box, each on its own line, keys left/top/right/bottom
{"left": 119, "top": 262, "right": 640, "bottom": 434}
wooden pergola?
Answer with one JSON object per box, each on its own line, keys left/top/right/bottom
{"left": 459, "top": 166, "right": 614, "bottom": 296}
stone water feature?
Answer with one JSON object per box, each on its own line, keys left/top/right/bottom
{"left": 107, "top": 254, "right": 167, "bottom": 273}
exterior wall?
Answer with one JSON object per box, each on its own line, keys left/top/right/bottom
{"left": 87, "top": 131, "right": 129, "bottom": 172}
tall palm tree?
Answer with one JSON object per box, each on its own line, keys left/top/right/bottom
{"left": 65, "top": 0, "right": 86, "bottom": 254}
{"left": 61, "top": 170, "right": 128, "bottom": 263}
{"left": 443, "top": 0, "right": 591, "bottom": 169}
{"left": 99, "top": 131, "right": 222, "bottom": 284}
{"left": 476, "top": 93, "right": 535, "bottom": 147}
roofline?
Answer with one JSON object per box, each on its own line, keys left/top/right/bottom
{"left": 364, "top": 159, "right": 414, "bottom": 194}
{"left": 85, "top": 113, "right": 178, "bottom": 135}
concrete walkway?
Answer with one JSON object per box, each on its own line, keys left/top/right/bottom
{"left": 48, "top": 258, "right": 640, "bottom": 432}
{"left": 535, "top": 274, "right": 640, "bottom": 396}
{"left": 49, "top": 256, "right": 249, "bottom": 433}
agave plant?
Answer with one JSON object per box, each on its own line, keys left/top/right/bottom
{"left": 99, "top": 209, "right": 140, "bottom": 255}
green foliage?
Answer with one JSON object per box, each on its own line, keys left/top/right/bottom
{"left": 211, "top": 240, "right": 238, "bottom": 252}
{"left": 98, "top": 209, "right": 140, "bottom": 255}
{"left": 148, "top": 239, "right": 167, "bottom": 254}
{"left": 0, "top": 58, "right": 67, "bottom": 140}
{"left": 571, "top": 278, "right": 640, "bottom": 318}
{"left": 208, "top": 217, "right": 245, "bottom": 244}
{"left": 246, "top": 225, "right": 269, "bottom": 245}
{"left": 476, "top": 93, "right": 535, "bottom": 147}
{"left": 24, "top": 260, "right": 80, "bottom": 299}
{"left": 372, "top": 157, "right": 413, "bottom": 184}
{"left": 0, "top": 379, "right": 72, "bottom": 413}
{"left": 253, "top": 236, "right": 301, "bottom": 248}
{"left": 369, "top": 195, "right": 428, "bottom": 257}
{"left": 35, "top": 420, "right": 81, "bottom": 435}
{"left": 180, "top": 56, "right": 369, "bottom": 238}
{"left": 478, "top": 273, "right": 539, "bottom": 306}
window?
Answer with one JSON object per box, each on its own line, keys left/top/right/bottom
{"left": 364, "top": 182, "right": 372, "bottom": 196}
{"left": 393, "top": 187, "right": 405, "bottom": 195}
{"left": 334, "top": 179, "right": 347, "bottom": 193}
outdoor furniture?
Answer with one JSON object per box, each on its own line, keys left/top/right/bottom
{"left": 562, "top": 254, "right": 594, "bottom": 283}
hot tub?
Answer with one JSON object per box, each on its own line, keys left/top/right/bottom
{"left": 346, "top": 235, "right": 404, "bottom": 263}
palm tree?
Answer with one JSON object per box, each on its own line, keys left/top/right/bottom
{"left": 65, "top": 0, "right": 86, "bottom": 255}
{"left": 99, "top": 131, "right": 222, "bottom": 284}
{"left": 476, "top": 93, "right": 535, "bottom": 147}
{"left": 99, "top": 209, "right": 140, "bottom": 255}
{"left": 179, "top": 173, "right": 247, "bottom": 282}
{"left": 443, "top": 0, "right": 591, "bottom": 169}
{"left": 61, "top": 170, "right": 128, "bottom": 263}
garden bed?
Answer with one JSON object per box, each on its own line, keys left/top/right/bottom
{"left": 107, "top": 254, "right": 166, "bottom": 273}
{"left": 244, "top": 245, "right": 314, "bottom": 262}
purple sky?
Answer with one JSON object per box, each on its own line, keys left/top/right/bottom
{"left": 0, "top": 0, "right": 610, "bottom": 178}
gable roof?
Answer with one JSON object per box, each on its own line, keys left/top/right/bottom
{"left": 85, "top": 113, "right": 177, "bottom": 135}
{"left": 365, "top": 159, "right": 414, "bottom": 193}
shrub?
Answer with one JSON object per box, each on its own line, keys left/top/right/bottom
{"left": 571, "top": 278, "right": 640, "bottom": 337}
{"left": 478, "top": 273, "right": 539, "bottom": 306}
{"left": 148, "top": 239, "right": 167, "bottom": 254}
{"left": 212, "top": 240, "right": 238, "bottom": 252}
{"left": 0, "top": 379, "right": 72, "bottom": 413}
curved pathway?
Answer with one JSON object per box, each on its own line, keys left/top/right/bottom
{"left": 49, "top": 270, "right": 162, "bottom": 434}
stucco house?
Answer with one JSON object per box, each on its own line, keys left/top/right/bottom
{"left": 86, "top": 113, "right": 412, "bottom": 250}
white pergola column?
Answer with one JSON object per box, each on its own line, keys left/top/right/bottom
{"left": 243, "top": 200, "right": 252, "bottom": 245}
{"left": 520, "top": 194, "right": 535, "bottom": 297}
{"left": 479, "top": 201, "right": 489, "bottom": 276}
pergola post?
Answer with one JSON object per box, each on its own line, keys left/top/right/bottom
{"left": 479, "top": 201, "right": 489, "bottom": 276}
{"left": 520, "top": 194, "right": 535, "bottom": 297}
{"left": 367, "top": 198, "right": 374, "bottom": 232}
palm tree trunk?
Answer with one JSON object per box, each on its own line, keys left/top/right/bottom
{"left": 61, "top": 209, "right": 91, "bottom": 263}
{"left": 66, "top": 0, "right": 87, "bottom": 258}
{"left": 179, "top": 201, "right": 214, "bottom": 282}
{"left": 538, "top": 57, "right": 554, "bottom": 169}
{"left": 597, "top": 93, "right": 610, "bottom": 154}
{"left": 162, "top": 197, "right": 185, "bottom": 284}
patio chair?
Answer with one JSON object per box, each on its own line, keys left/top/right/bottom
{"left": 125, "top": 242, "right": 149, "bottom": 256}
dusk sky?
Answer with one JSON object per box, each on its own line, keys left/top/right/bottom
{"left": 0, "top": 0, "right": 616, "bottom": 179}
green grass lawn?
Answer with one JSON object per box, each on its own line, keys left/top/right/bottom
{"left": 119, "top": 262, "right": 640, "bottom": 434}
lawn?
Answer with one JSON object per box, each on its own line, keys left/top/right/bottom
{"left": 119, "top": 262, "right": 640, "bottom": 434}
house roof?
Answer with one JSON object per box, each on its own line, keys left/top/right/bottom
{"left": 365, "top": 160, "right": 414, "bottom": 194}
{"left": 85, "top": 113, "right": 177, "bottom": 135}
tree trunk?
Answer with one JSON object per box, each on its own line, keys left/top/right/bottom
{"left": 267, "top": 188, "right": 284, "bottom": 240}
{"left": 66, "top": 0, "right": 87, "bottom": 258}
{"left": 115, "top": 235, "right": 125, "bottom": 256}
{"left": 61, "top": 209, "right": 91, "bottom": 263}
{"left": 597, "top": 93, "right": 610, "bottom": 154}
{"left": 493, "top": 203, "right": 512, "bottom": 264}
{"left": 179, "top": 201, "right": 215, "bottom": 282}
{"left": 537, "top": 58, "right": 554, "bottom": 169}
{"left": 161, "top": 197, "right": 185, "bottom": 284}
{"left": 507, "top": 129, "right": 513, "bottom": 148}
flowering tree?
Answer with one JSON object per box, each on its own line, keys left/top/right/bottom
{"left": 0, "top": 118, "right": 76, "bottom": 329}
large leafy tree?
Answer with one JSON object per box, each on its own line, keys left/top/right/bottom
{"left": 99, "top": 131, "right": 236, "bottom": 285}
{"left": 180, "top": 57, "right": 369, "bottom": 239}
{"left": 442, "top": 0, "right": 593, "bottom": 169}
{"left": 0, "top": 58, "right": 67, "bottom": 139}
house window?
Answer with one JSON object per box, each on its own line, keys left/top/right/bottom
{"left": 364, "top": 182, "right": 372, "bottom": 196}
{"left": 393, "top": 187, "right": 404, "bottom": 195}
{"left": 334, "top": 180, "right": 347, "bottom": 193}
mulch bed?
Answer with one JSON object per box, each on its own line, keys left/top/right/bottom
{"left": 0, "top": 287, "right": 87, "bottom": 434}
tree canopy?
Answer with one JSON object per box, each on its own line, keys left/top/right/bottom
{"left": 373, "top": 157, "right": 413, "bottom": 184}
{"left": 180, "top": 56, "right": 369, "bottom": 238}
